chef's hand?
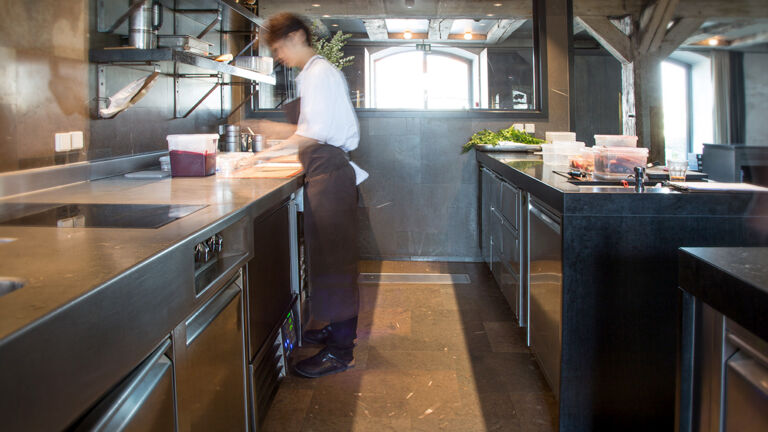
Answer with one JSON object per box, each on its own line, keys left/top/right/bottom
{"left": 239, "top": 119, "right": 296, "bottom": 141}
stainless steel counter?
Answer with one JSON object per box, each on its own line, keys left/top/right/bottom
{"left": 0, "top": 173, "right": 302, "bottom": 430}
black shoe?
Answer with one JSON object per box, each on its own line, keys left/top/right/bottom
{"left": 293, "top": 347, "right": 354, "bottom": 378}
{"left": 303, "top": 325, "right": 333, "bottom": 345}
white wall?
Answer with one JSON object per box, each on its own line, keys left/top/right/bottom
{"left": 744, "top": 52, "right": 768, "bottom": 146}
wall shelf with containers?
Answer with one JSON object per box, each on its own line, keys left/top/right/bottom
{"left": 91, "top": 0, "right": 273, "bottom": 119}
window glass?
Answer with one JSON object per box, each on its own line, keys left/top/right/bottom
{"left": 662, "top": 60, "right": 690, "bottom": 158}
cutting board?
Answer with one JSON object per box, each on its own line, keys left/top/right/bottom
{"left": 226, "top": 163, "right": 302, "bottom": 179}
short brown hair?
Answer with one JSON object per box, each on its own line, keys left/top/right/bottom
{"left": 264, "top": 13, "right": 311, "bottom": 46}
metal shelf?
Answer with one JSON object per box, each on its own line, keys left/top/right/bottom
{"left": 90, "top": 48, "right": 275, "bottom": 85}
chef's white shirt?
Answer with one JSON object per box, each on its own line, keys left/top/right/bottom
{"left": 295, "top": 55, "right": 368, "bottom": 185}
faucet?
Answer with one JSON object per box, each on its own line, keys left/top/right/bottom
{"left": 633, "top": 166, "right": 646, "bottom": 192}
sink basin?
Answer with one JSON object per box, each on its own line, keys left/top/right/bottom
{"left": 0, "top": 278, "right": 25, "bottom": 298}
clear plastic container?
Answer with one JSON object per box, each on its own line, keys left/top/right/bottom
{"left": 540, "top": 141, "right": 585, "bottom": 165}
{"left": 594, "top": 135, "right": 638, "bottom": 148}
{"left": 545, "top": 131, "right": 577, "bottom": 144}
{"left": 569, "top": 148, "right": 596, "bottom": 172}
{"left": 167, "top": 134, "right": 219, "bottom": 177}
{"left": 593, "top": 147, "right": 649, "bottom": 180}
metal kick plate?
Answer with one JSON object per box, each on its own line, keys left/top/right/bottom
{"left": 358, "top": 273, "right": 471, "bottom": 284}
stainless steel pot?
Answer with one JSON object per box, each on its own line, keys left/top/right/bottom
{"left": 129, "top": 0, "right": 163, "bottom": 49}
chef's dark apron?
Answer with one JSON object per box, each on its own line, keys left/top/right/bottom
{"left": 286, "top": 97, "right": 359, "bottom": 322}
{"left": 299, "top": 144, "right": 359, "bottom": 322}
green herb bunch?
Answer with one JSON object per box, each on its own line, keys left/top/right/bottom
{"left": 312, "top": 29, "right": 355, "bottom": 70}
{"left": 461, "top": 126, "right": 544, "bottom": 153}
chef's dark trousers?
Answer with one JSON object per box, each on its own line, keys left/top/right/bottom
{"left": 328, "top": 316, "right": 358, "bottom": 361}
{"left": 299, "top": 143, "right": 359, "bottom": 346}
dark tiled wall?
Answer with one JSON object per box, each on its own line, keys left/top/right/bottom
{"left": 0, "top": 0, "right": 236, "bottom": 173}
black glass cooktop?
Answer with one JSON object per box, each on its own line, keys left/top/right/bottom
{"left": 0, "top": 203, "right": 207, "bottom": 229}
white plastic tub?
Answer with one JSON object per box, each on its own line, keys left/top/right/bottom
{"left": 593, "top": 147, "right": 649, "bottom": 180}
{"left": 594, "top": 135, "right": 638, "bottom": 148}
{"left": 540, "top": 141, "right": 585, "bottom": 165}
{"left": 545, "top": 131, "right": 577, "bottom": 143}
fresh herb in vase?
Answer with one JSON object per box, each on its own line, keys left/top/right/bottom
{"left": 462, "top": 126, "right": 544, "bottom": 154}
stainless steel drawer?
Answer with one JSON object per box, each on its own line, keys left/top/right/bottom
{"left": 499, "top": 261, "right": 521, "bottom": 321}
{"left": 500, "top": 219, "right": 520, "bottom": 272}
{"left": 499, "top": 181, "right": 520, "bottom": 230}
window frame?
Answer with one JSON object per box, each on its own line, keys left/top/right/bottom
{"left": 662, "top": 58, "right": 694, "bottom": 154}
{"left": 247, "top": 0, "right": 547, "bottom": 119}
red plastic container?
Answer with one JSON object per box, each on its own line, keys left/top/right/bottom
{"left": 169, "top": 150, "right": 216, "bottom": 177}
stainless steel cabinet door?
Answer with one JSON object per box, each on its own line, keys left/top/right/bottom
{"left": 74, "top": 340, "right": 175, "bottom": 432}
{"left": 174, "top": 274, "right": 247, "bottom": 432}
{"left": 499, "top": 181, "right": 520, "bottom": 230}
{"left": 528, "top": 200, "right": 562, "bottom": 399}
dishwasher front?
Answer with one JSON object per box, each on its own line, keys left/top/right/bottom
{"left": 528, "top": 197, "right": 563, "bottom": 399}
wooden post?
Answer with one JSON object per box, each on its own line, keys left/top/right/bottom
{"left": 577, "top": 4, "right": 704, "bottom": 163}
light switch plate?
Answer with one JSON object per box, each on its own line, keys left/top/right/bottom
{"left": 55, "top": 133, "right": 71, "bottom": 152}
{"left": 524, "top": 124, "right": 536, "bottom": 133}
{"left": 70, "top": 131, "right": 84, "bottom": 150}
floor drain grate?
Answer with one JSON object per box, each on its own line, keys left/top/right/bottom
{"left": 358, "top": 273, "right": 471, "bottom": 284}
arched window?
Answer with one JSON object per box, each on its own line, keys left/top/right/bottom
{"left": 370, "top": 48, "right": 476, "bottom": 109}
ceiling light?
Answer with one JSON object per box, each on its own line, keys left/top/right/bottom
{"left": 707, "top": 37, "right": 719, "bottom": 46}
{"left": 404, "top": 30, "right": 413, "bottom": 39}
{"left": 311, "top": 3, "right": 321, "bottom": 7}
{"left": 322, "top": 14, "right": 330, "bottom": 17}
{"left": 494, "top": 3, "right": 503, "bottom": 6}
{"left": 405, "top": 0, "right": 415, "bottom": 8}
{"left": 332, "top": 24, "right": 339, "bottom": 27}
{"left": 464, "top": 31, "right": 472, "bottom": 40}
{"left": 486, "top": 13, "right": 495, "bottom": 17}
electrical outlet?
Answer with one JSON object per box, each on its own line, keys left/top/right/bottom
{"left": 70, "top": 131, "right": 84, "bottom": 150}
{"left": 512, "top": 123, "right": 524, "bottom": 131}
{"left": 524, "top": 124, "right": 536, "bottom": 133}
{"left": 55, "top": 133, "right": 71, "bottom": 152}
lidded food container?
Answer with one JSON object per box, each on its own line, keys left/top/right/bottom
{"left": 540, "top": 141, "right": 585, "bottom": 165}
{"left": 593, "top": 147, "right": 649, "bottom": 180}
{"left": 545, "top": 131, "right": 577, "bottom": 143}
{"left": 167, "top": 134, "right": 219, "bottom": 177}
{"left": 594, "top": 135, "right": 638, "bottom": 148}
{"left": 569, "top": 148, "right": 596, "bottom": 172}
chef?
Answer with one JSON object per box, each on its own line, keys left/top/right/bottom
{"left": 245, "top": 12, "right": 367, "bottom": 378}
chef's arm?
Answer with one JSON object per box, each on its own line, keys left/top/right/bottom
{"left": 255, "top": 133, "right": 317, "bottom": 160}
{"left": 240, "top": 119, "right": 296, "bottom": 139}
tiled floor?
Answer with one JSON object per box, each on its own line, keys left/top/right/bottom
{"left": 262, "top": 261, "right": 558, "bottom": 432}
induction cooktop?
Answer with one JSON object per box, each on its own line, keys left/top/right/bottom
{"left": 0, "top": 203, "right": 207, "bottom": 229}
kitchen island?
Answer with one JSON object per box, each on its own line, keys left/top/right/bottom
{"left": 0, "top": 172, "right": 303, "bottom": 431}
{"left": 476, "top": 151, "right": 768, "bottom": 431}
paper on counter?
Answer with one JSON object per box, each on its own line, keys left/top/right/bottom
{"left": 668, "top": 182, "right": 768, "bottom": 192}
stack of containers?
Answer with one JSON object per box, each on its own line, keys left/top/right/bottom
{"left": 167, "top": 134, "right": 219, "bottom": 177}
{"left": 591, "top": 135, "right": 648, "bottom": 180}
{"left": 541, "top": 131, "right": 584, "bottom": 165}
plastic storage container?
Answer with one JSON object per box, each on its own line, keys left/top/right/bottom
{"left": 545, "top": 131, "right": 577, "bottom": 144}
{"left": 593, "top": 147, "right": 649, "bottom": 180}
{"left": 167, "top": 134, "right": 219, "bottom": 177}
{"left": 594, "top": 135, "right": 638, "bottom": 148}
{"left": 569, "top": 148, "right": 596, "bottom": 172}
{"left": 540, "top": 141, "right": 585, "bottom": 165}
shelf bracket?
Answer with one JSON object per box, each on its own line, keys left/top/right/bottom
{"left": 179, "top": 74, "right": 222, "bottom": 119}
{"left": 229, "top": 88, "right": 257, "bottom": 118}
{"left": 197, "top": 11, "right": 222, "bottom": 39}
{"left": 97, "top": 65, "right": 108, "bottom": 119}
{"left": 103, "top": 0, "right": 146, "bottom": 34}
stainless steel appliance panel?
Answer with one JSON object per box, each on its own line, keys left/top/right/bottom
{"left": 74, "top": 339, "right": 175, "bottom": 432}
{"left": 500, "top": 181, "right": 520, "bottom": 231}
{"left": 174, "top": 273, "right": 247, "bottom": 432}
{"left": 724, "top": 351, "right": 768, "bottom": 431}
{"left": 481, "top": 168, "right": 493, "bottom": 264}
{"left": 528, "top": 198, "right": 563, "bottom": 398}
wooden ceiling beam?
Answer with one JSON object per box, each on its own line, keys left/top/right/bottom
{"left": 638, "top": 0, "right": 679, "bottom": 54}
{"left": 363, "top": 19, "right": 389, "bottom": 41}
{"left": 684, "top": 20, "right": 758, "bottom": 45}
{"left": 575, "top": 16, "right": 633, "bottom": 64}
{"left": 427, "top": 18, "right": 453, "bottom": 40}
{"left": 485, "top": 19, "right": 527, "bottom": 44}
{"left": 658, "top": 18, "right": 705, "bottom": 57}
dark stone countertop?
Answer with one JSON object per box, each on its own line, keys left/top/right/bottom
{"left": 679, "top": 247, "right": 768, "bottom": 341}
{"left": 0, "top": 173, "right": 303, "bottom": 343}
{"left": 476, "top": 150, "right": 766, "bottom": 216}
